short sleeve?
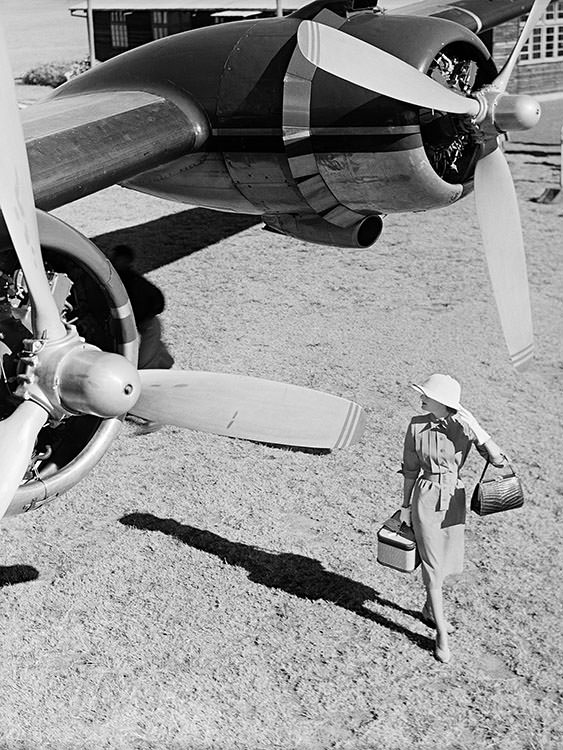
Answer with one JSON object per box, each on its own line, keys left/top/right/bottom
{"left": 400, "top": 420, "right": 420, "bottom": 479}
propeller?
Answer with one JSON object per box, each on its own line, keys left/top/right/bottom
{"left": 0, "top": 401, "right": 49, "bottom": 520}
{"left": 130, "top": 370, "right": 365, "bottom": 450}
{"left": 298, "top": 1, "right": 552, "bottom": 371}
{"left": 0, "top": 20, "right": 59, "bottom": 518}
{"left": 0, "top": 20, "right": 140, "bottom": 517}
{"left": 493, "top": 0, "right": 553, "bottom": 92}
{"left": 296, "top": 19, "right": 481, "bottom": 117}
{"left": 0, "top": 21, "right": 365, "bottom": 518}
{"left": 0, "top": 23, "right": 66, "bottom": 342}
{"left": 474, "top": 149, "right": 534, "bottom": 370}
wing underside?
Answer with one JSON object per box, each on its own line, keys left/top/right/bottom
{"left": 22, "top": 90, "right": 209, "bottom": 211}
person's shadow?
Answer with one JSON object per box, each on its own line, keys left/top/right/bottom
{"left": 119, "top": 512, "right": 433, "bottom": 652}
{"left": 0, "top": 565, "right": 39, "bottom": 587}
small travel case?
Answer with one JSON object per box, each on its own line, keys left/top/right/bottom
{"left": 377, "top": 510, "right": 421, "bottom": 573}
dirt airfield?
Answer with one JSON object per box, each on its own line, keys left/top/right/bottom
{"left": 0, "top": 130, "right": 560, "bottom": 748}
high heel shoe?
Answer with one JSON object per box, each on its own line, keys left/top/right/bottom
{"left": 422, "top": 604, "right": 455, "bottom": 634}
{"left": 434, "top": 637, "right": 451, "bottom": 664}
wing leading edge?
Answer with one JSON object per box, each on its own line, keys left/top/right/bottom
{"left": 22, "top": 90, "right": 210, "bottom": 211}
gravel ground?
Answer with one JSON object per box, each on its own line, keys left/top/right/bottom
{"left": 0, "top": 143, "right": 560, "bottom": 748}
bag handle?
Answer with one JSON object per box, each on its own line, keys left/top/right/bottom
{"left": 383, "top": 510, "right": 403, "bottom": 533}
{"left": 479, "top": 455, "right": 516, "bottom": 482}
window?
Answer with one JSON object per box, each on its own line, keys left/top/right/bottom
{"left": 110, "top": 11, "right": 128, "bottom": 48}
{"left": 520, "top": 0, "right": 563, "bottom": 62}
{"left": 152, "top": 10, "right": 168, "bottom": 39}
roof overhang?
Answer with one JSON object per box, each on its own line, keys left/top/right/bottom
{"left": 69, "top": 0, "right": 302, "bottom": 13}
{"left": 211, "top": 9, "right": 261, "bottom": 15}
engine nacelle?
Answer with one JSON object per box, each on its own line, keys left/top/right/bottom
{"left": 0, "top": 210, "right": 138, "bottom": 516}
{"left": 263, "top": 213, "right": 383, "bottom": 248}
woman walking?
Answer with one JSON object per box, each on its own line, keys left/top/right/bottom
{"left": 400, "top": 374, "right": 506, "bottom": 664}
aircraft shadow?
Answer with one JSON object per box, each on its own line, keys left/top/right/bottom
{"left": 119, "top": 512, "right": 434, "bottom": 653}
{"left": 93, "top": 208, "right": 260, "bottom": 274}
{"left": 0, "top": 564, "right": 39, "bottom": 587}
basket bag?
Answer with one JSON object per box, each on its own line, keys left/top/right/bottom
{"left": 471, "top": 459, "right": 524, "bottom": 516}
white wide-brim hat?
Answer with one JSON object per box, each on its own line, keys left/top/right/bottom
{"left": 410, "top": 373, "right": 461, "bottom": 410}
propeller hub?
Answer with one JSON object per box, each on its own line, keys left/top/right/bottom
{"left": 474, "top": 89, "right": 541, "bottom": 133}
{"left": 16, "top": 327, "right": 141, "bottom": 420}
{"left": 492, "top": 93, "right": 541, "bottom": 133}
{"left": 58, "top": 348, "right": 141, "bottom": 418}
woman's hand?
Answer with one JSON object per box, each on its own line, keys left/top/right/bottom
{"left": 455, "top": 406, "right": 491, "bottom": 445}
{"left": 480, "top": 437, "right": 510, "bottom": 467}
{"left": 489, "top": 451, "right": 511, "bottom": 468}
{"left": 399, "top": 507, "right": 411, "bottom": 526}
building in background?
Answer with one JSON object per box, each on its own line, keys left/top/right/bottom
{"left": 496, "top": 0, "right": 563, "bottom": 93}
{"left": 68, "top": 0, "right": 302, "bottom": 61}
{"left": 68, "top": 0, "right": 563, "bottom": 93}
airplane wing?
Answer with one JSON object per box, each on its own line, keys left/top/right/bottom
{"left": 22, "top": 89, "right": 210, "bottom": 211}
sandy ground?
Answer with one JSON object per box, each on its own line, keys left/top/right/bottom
{"left": 0, "top": 142, "right": 560, "bottom": 748}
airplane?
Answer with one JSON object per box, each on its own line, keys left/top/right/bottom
{"left": 0, "top": 0, "right": 551, "bottom": 521}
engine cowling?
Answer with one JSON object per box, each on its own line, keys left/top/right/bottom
{"left": 0, "top": 210, "right": 138, "bottom": 516}
{"left": 120, "top": 10, "right": 499, "bottom": 232}
{"left": 295, "top": 12, "right": 499, "bottom": 215}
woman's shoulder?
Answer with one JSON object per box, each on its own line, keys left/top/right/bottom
{"left": 408, "top": 414, "right": 431, "bottom": 428}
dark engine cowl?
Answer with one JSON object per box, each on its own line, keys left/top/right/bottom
{"left": 299, "top": 11, "right": 498, "bottom": 214}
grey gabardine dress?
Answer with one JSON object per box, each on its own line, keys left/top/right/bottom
{"left": 402, "top": 414, "right": 488, "bottom": 588}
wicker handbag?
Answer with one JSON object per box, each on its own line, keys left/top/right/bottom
{"left": 471, "top": 459, "right": 524, "bottom": 516}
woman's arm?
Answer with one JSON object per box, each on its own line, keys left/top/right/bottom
{"left": 399, "top": 477, "right": 416, "bottom": 525}
{"left": 403, "top": 477, "right": 416, "bottom": 507}
{"left": 400, "top": 421, "right": 420, "bottom": 523}
{"left": 455, "top": 406, "right": 506, "bottom": 466}
{"left": 479, "top": 439, "right": 505, "bottom": 467}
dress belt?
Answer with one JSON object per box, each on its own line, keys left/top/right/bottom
{"left": 420, "top": 471, "right": 459, "bottom": 510}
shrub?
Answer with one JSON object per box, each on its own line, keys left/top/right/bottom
{"left": 64, "top": 58, "right": 91, "bottom": 81}
{"left": 21, "top": 58, "right": 91, "bottom": 88}
{"left": 21, "top": 61, "right": 70, "bottom": 87}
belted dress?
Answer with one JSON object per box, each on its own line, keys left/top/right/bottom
{"left": 401, "top": 414, "right": 488, "bottom": 588}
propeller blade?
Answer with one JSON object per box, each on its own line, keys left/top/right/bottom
{"left": 297, "top": 20, "right": 480, "bottom": 116}
{"left": 0, "top": 22, "right": 66, "bottom": 340}
{"left": 493, "top": 0, "right": 552, "bottom": 92}
{"left": 130, "top": 370, "right": 365, "bottom": 449}
{"left": 474, "top": 148, "right": 533, "bottom": 371}
{"left": 0, "top": 401, "right": 48, "bottom": 519}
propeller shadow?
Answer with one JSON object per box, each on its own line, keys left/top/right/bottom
{"left": 0, "top": 564, "right": 39, "bottom": 587}
{"left": 119, "top": 512, "right": 434, "bottom": 652}
{"left": 93, "top": 208, "right": 260, "bottom": 274}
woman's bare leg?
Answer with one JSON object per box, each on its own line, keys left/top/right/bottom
{"left": 428, "top": 586, "right": 451, "bottom": 663}
{"left": 423, "top": 592, "right": 454, "bottom": 633}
